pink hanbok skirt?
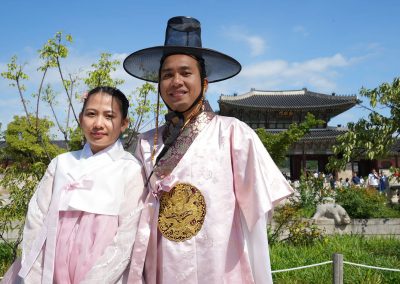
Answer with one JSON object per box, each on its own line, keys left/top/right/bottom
{"left": 53, "top": 211, "right": 118, "bottom": 284}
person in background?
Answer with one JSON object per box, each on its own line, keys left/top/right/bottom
{"left": 351, "top": 171, "right": 361, "bottom": 187}
{"left": 329, "top": 173, "right": 336, "bottom": 190}
{"left": 379, "top": 170, "right": 389, "bottom": 195}
{"left": 343, "top": 177, "right": 350, "bottom": 188}
{"left": 360, "top": 176, "right": 365, "bottom": 186}
{"left": 368, "top": 168, "right": 380, "bottom": 190}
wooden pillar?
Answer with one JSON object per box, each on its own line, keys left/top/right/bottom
{"left": 302, "top": 142, "right": 307, "bottom": 174}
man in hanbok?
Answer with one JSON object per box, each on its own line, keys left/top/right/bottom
{"left": 124, "top": 16, "right": 294, "bottom": 283}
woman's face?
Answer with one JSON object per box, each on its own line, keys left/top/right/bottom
{"left": 159, "top": 54, "right": 207, "bottom": 113}
{"left": 79, "top": 92, "right": 128, "bottom": 154}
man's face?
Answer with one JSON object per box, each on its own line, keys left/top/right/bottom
{"left": 159, "top": 54, "right": 207, "bottom": 112}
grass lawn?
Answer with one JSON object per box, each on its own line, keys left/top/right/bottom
{"left": 271, "top": 235, "right": 400, "bottom": 283}
{"left": 2, "top": 235, "right": 400, "bottom": 282}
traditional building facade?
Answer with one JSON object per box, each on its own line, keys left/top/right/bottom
{"left": 219, "top": 88, "right": 359, "bottom": 180}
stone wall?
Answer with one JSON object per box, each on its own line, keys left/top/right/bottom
{"left": 270, "top": 218, "right": 400, "bottom": 238}
{"left": 313, "top": 218, "right": 400, "bottom": 237}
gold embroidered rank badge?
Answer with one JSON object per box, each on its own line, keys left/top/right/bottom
{"left": 158, "top": 183, "right": 206, "bottom": 242}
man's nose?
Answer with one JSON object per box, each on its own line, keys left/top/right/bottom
{"left": 172, "top": 73, "right": 183, "bottom": 85}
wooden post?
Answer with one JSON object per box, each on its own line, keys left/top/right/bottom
{"left": 332, "top": 253, "right": 343, "bottom": 284}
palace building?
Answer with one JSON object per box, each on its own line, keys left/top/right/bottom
{"left": 218, "top": 88, "right": 359, "bottom": 180}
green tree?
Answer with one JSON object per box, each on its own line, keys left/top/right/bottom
{"left": 84, "top": 53, "right": 124, "bottom": 90}
{"left": 2, "top": 32, "right": 75, "bottom": 150}
{"left": 123, "top": 82, "right": 160, "bottom": 148}
{"left": 0, "top": 116, "right": 65, "bottom": 261}
{"left": 3, "top": 116, "right": 63, "bottom": 163}
{"left": 328, "top": 77, "right": 400, "bottom": 170}
{"left": 256, "top": 113, "right": 324, "bottom": 166}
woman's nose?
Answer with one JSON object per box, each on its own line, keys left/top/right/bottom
{"left": 93, "top": 116, "right": 104, "bottom": 128}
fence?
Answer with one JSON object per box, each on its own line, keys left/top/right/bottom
{"left": 2, "top": 253, "right": 400, "bottom": 282}
{"left": 272, "top": 253, "right": 400, "bottom": 284}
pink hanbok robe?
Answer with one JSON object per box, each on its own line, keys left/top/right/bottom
{"left": 15, "top": 140, "right": 145, "bottom": 284}
{"left": 129, "top": 115, "right": 294, "bottom": 283}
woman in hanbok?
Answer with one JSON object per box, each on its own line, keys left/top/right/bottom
{"left": 124, "top": 16, "right": 294, "bottom": 283}
{"left": 2, "top": 86, "right": 145, "bottom": 283}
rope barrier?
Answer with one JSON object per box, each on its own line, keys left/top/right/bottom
{"left": 344, "top": 261, "right": 400, "bottom": 272}
{"left": 272, "top": 260, "right": 332, "bottom": 273}
{"left": 2, "top": 258, "right": 399, "bottom": 279}
{"left": 272, "top": 260, "right": 400, "bottom": 274}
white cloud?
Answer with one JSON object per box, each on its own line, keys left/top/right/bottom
{"left": 233, "top": 53, "right": 352, "bottom": 92}
{"left": 223, "top": 26, "right": 266, "bottom": 57}
{"left": 293, "top": 25, "right": 309, "bottom": 37}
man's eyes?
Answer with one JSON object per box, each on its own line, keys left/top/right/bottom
{"left": 161, "top": 71, "right": 192, "bottom": 79}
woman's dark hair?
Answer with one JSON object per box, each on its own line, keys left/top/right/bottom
{"left": 81, "top": 86, "right": 129, "bottom": 119}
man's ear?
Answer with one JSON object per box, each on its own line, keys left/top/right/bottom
{"left": 203, "top": 78, "right": 209, "bottom": 93}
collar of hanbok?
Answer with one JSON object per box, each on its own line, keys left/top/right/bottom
{"left": 154, "top": 110, "right": 215, "bottom": 177}
{"left": 59, "top": 139, "right": 129, "bottom": 215}
{"left": 81, "top": 139, "right": 126, "bottom": 161}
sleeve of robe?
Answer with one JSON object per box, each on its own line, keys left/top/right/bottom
{"left": 81, "top": 159, "right": 146, "bottom": 284}
{"left": 21, "top": 158, "right": 58, "bottom": 283}
{"left": 230, "top": 120, "right": 294, "bottom": 284}
{"left": 231, "top": 119, "right": 293, "bottom": 231}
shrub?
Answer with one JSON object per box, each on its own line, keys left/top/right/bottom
{"left": 294, "top": 174, "right": 334, "bottom": 209}
{"left": 0, "top": 242, "right": 14, "bottom": 276}
{"left": 335, "top": 186, "right": 392, "bottom": 218}
{"left": 269, "top": 203, "right": 325, "bottom": 246}
{"left": 287, "top": 219, "right": 324, "bottom": 246}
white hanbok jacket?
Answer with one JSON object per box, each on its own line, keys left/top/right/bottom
{"left": 18, "top": 140, "right": 145, "bottom": 284}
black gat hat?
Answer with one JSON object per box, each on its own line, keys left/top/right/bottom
{"left": 123, "top": 16, "right": 241, "bottom": 83}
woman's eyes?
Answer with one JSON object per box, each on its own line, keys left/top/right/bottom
{"left": 85, "top": 112, "right": 115, "bottom": 119}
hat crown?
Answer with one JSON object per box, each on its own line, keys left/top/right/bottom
{"left": 164, "top": 16, "right": 202, "bottom": 48}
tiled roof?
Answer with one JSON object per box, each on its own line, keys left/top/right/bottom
{"left": 268, "top": 127, "right": 348, "bottom": 141}
{"left": 219, "top": 88, "right": 358, "bottom": 110}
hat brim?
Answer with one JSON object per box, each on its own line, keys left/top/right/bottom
{"left": 123, "top": 46, "right": 241, "bottom": 83}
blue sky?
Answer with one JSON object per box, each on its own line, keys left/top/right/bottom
{"left": 1, "top": 0, "right": 399, "bottom": 135}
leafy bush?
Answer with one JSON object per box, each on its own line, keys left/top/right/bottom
{"left": 287, "top": 218, "right": 324, "bottom": 246}
{"left": 294, "top": 175, "right": 334, "bottom": 209}
{"left": 269, "top": 203, "right": 325, "bottom": 246}
{"left": 0, "top": 242, "right": 14, "bottom": 276}
{"left": 335, "top": 186, "right": 400, "bottom": 218}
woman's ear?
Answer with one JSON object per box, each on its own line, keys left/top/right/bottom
{"left": 121, "top": 117, "right": 129, "bottom": 132}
